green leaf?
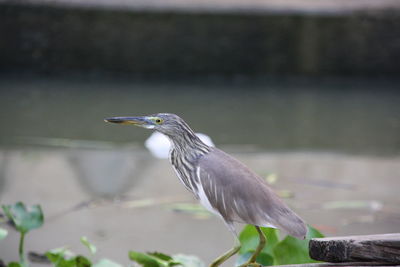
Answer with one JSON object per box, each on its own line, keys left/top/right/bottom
{"left": 45, "top": 254, "right": 91, "bottom": 267}
{"left": 236, "top": 252, "right": 274, "bottom": 267}
{"left": 45, "top": 252, "right": 73, "bottom": 267}
{"left": 7, "top": 262, "right": 22, "bottom": 267}
{"left": 93, "top": 259, "right": 123, "bottom": 267}
{"left": 47, "top": 247, "right": 75, "bottom": 257}
{"left": 56, "top": 259, "right": 76, "bottom": 267}
{"left": 129, "top": 251, "right": 203, "bottom": 267}
{"left": 75, "top": 255, "right": 91, "bottom": 267}
{"left": 0, "top": 227, "right": 8, "bottom": 240}
{"left": 129, "top": 251, "right": 163, "bottom": 267}
{"left": 45, "top": 251, "right": 63, "bottom": 263}
{"left": 46, "top": 250, "right": 84, "bottom": 267}
{"left": 239, "top": 225, "right": 259, "bottom": 254}
{"left": 239, "top": 225, "right": 279, "bottom": 256}
{"left": 148, "top": 252, "right": 173, "bottom": 262}
{"left": 172, "top": 254, "right": 204, "bottom": 267}
{"left": 2, "top": 202, "right": 44, "bottom": 234}
{"left": 260, "top": 227, "right": 280, "bottom": 255}
{"left": 273, "top": 235, "right": 311, "bottom": 264}
{"left": 80, "top": 236, "right": 97, "bottom": 255}
{"left": 273, "top": 225, "right": 324, "bottom": 265}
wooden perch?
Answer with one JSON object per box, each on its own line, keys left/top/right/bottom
{"left": 309, "top": 233, "right": 400, "bottom": 264}
{"left": 277, "top": 264, "right": 400, "bottom": 267}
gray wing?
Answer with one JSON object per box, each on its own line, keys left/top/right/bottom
{"left": 196, "top": 148, "right": 307, "bottom": 239}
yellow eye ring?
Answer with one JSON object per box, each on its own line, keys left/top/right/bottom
{"left": 155, "top": 118, "right": 162, "bottom": 124}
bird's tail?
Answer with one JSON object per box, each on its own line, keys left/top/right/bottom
{"left": 269, "top": 207, "right": 308, "bottom": 239}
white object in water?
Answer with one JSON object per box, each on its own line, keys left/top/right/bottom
{"left": 145, "top": 131, "right": 214, "bottom": 159}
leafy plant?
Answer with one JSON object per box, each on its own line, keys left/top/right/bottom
{"left": 1, "top": 201, "right": 324, "bottom": 267}
{"left": 129, "top": 251, "right": 205, "bottom": 267}
{"left": 45, "top": 250, "right": 91, "bottom": 267}
{"left": 237, "top": 224, "right": 324, "bottom": 266}
{"left": 128, "top": 225, "right": 323, "bottom": 267}
{"left": 44, "top": 236, "right": 121, "bottom": 267}
{"left": 2, "top": 202, "right": 44, "bottom": 267}
{"left": 0, "top": 201, "right": 123, "bottom": 267}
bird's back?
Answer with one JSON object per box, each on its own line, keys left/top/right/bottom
{"left": 195, "top": 148, "right": 307, "bottom": 239}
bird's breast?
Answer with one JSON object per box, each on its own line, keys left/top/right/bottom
{"left": 169, "top": 149, "right": 201, "bottom": 195}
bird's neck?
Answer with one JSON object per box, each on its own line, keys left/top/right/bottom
{"left": 168, "top": 130, "right": 210, "bottom": 159}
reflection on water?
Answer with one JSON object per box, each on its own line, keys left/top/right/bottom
{"left": 0, "top": 77, "right": 399, "bottom": 265}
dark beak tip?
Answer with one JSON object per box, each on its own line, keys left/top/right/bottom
{"left": 104, "top": 117, "right": 121, "bottom": 123}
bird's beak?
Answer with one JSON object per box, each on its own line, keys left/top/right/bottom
{"left": 104, "top": 116, "right": 151, "bottom": 127}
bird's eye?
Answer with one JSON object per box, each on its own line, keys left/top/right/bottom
{"left": 155, "top": 118, "right": 162, "bottom": 124}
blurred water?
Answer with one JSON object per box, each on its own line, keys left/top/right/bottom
{"left": 0, "top": 77, "right": 399, "bottom": 266}
{"left": 0, "top": 77, "right": 399, "bottom": 154}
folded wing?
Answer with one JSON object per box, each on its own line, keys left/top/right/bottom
{"left": 196, "top": 148, "right": 307, "bottom": 239}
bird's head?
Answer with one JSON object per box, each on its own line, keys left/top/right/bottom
{"left": 104, "top": 113, "right": 192, "bottom": 137}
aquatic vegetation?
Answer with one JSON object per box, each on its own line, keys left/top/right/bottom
{"left": 2, "top": 202, "right": 44, "bottom": 267}
{"left": 0, "top": 202, "right": 323, "bottom": 267}
{"left": 237, "top": 225, "right": 324, "bottom": 265}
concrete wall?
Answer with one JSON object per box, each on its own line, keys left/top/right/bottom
{"left": 1, "top": 3, "right": 400, "bottom": 76}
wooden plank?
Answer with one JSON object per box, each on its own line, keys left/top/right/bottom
{"left": 309, "top": 233, "right": 400, "bottom": 264}
{"left": 276, "top": 264, "right": 400, "bottom": 267}
{"left": 275, "top": 264, "right": 400, "bottom": 267}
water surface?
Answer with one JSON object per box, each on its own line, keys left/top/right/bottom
{"left": 0, "top": 76, "right": 399, "bottom": 154}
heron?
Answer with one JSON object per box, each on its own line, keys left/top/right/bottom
{"left": 105, "top": 113, "right": 307, "bottom": 267}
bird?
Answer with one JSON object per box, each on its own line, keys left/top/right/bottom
{"left": 104, "top": 113, "right": 307, "bottom": 267}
